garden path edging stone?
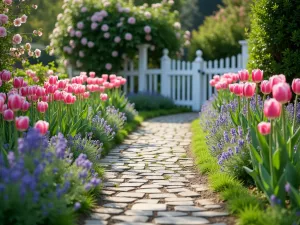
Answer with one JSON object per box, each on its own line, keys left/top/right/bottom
{"left": 83, "top": 113, "right": 231, "bottom": 225}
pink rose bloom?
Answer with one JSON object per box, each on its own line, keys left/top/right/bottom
{"left": 14, "top": 18, "right": 22, "bottom": 27}
{"left": 144, "top": 25, "right": 151, "bottom": 33}
{"left": 34, "top": 49, "right": 41, "bottom": 58}
{"left": 79, "top": 51, "right": 85, "bottom": 58}
{"left": 104, "top": 32, "right": 110, "bottom": 39}
{"left": 125, "top": 33, "right": 132, "bottom": 41}
{"left": 105, "top": 63, "right": 112, "bottom": 70}
{"left": 128, "top": 17, "right": 136, "bottom": 24}
{"left": 144, "top": 12, "right": 151, "bottom": 19}
{"left": 91, "top": 22, "right": 98, "bottom": 30}
{"left": 145, "top": 34, "right": 152, "bottom": 41}
{"left": 112, "top": 51, "right": 118, "bottom": 57}
{"left": 75, "top": 31, "right": 82, "bottom": 38}
{"left": 87, "top": 41, "right": 94, "bottom": 48}
{"left": 0, "top": 27, "right": 7, "bottom": 37}
{"left": 77, "top": 21, "right": 84, "bottom": 29}
{"left": 100, "top": 10, "right": 108, "bottom": 17}
{"left": 3, "top": 0, "right": 12, "bottom": 5}
{"left": 81, "top": 37, "right": 88, "bottom": 45}
{"left": 114, "top": 36, "right": 121, "bottom": 43}
{"left": 0, "top": 14, "right": 8, "bottom": 25}
{"left": 12, "top": 34, "right": 22, "bottom": 44}
{"left": 21, "top": 14, "right": 27, "bottom": 23}
{"left": 101, "top": 24, "right": 109, "bottom": 32}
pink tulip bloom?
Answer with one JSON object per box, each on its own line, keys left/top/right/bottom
{"left": 100, "top": 93, "right": 108, "bottom": 101}
{"left": 257, "top": 122, "right": 271, "bottom": 135}
{"left": 260, "top": 80, "right": 272, "bottom": 95}
{"left": 8, "top": 94, "right": 23, "bottom": 111}
{"left": 120, "top": 78, "right": 126, "bottom": 85}
{"left": 238, "top": 69, "right": 249, "bottom": 82}
{"left": 15, "top": 116, "right": 29, "bottom": 131}
{"left": 36, "top": 87, "right": 46, "bottom": 97}
{"left": 20, "top": 87, "right": 28, "bottom": 96}
{"left": 3, "top": 109, "right": 14, "bottom": 121}
{"left": 264, "top": 98, "right": 282, "bottom": 119}
{"left": 21, "top": 101, "right": 30, "bottom": 112}
{"left": 252, "top": 69, "right": 263, "bottom": 83}
{"left": 49, "top": 76, "right": 58, "bottom": 85}
{"left": 34, "top": 120, "right": 49, "bottom": 135}
{"left": 272, "top": 82, "right": 292, "bottom": 104}
{"left": 0, "top": 93, "right": 6, "bottom": 101}
{"left": 102, "top": 74, "right": 108, "bottom": 81}
{"left": 292, "top": 78, "right": 300, "bottom": 95}
{"left": 99, "top": 86, "right": 105, "bottom": 93}
{"left": 1, "top": 70, "right": 11, "bottom": 82}
{"left": 37, "top": 101, "right": 48, "bottom": 113}
{"left": 213, "top": 75, "right": 220, "bottom": 82}
{"left": 83, "top": 92, "right": 90, "bottom": 99}
{"left": 243, "top": 82, "right": 256, "bottom": 98}
{"left": 229, "top": 84, "right": 235, "bottom": 93}
{"left": 269, "top": 74, "right": 286, "bottom": 88}
{"left": 0, "top": 97, "right": 4, "bottom": 111}
{"left": 64, "top": 93, "right": 74, "bottom": 104}
{"left": 233, "top": 83, "right": 244, "bottom": 96}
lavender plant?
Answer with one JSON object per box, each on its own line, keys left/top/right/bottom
{"left": 102, "top": 106, "right": 127, "bottom": 133}
{"left": 122, "top": 102, "right": 138, "bottom": 123}
{"left": 0, "top": 129, "right": 101, "bottom": 225}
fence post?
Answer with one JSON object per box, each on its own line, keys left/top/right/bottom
{"left": 160, "top": 49, "right": 171, "bottom": 97}
{"left": 137, "top": 44, "right": 149, "bottom": 92}
{"left": 192, "top": 50, "right": 203, "bottom": 111}
{"left": 239, "top": 40, "right": 248, "bottom": 69}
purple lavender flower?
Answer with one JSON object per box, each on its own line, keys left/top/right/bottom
{"left": 74, "top": 202, "right": 81, "bottom": 210}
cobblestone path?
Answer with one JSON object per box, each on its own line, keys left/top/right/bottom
{"left": 84, "top": 113, "right": 230, "bottom": 225}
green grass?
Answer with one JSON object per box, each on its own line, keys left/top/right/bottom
{"left": 191, "top": 119, "right": 266, "bottom": 224}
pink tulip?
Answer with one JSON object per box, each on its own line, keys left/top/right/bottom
{"left": 272, "top": 82, "right": 292, "bottom": 104}
{"left": 0, "top": 104, "right": 7, "bottom": 114}
{"left": 260, "top": 80, "right": 272, "bottom": 95}
{"left": 213, "top": 75, "right": 220, "bottom": 82}
{"left": 37, "top": 101, "right": 48, "bottom": 113}
{"left": 15, "top": 116, "right": 29, "bottom": 131}
{"left": 49, "top": 76, "right": 58, "bottom": 85}
{"left": 8, "top": 94, "right": 23, "bottom": 111}
{"left": 233, "top": 83, "right": 244, "bottom": 96}
{"left": 64, "top": 93, "right": 74, "bottom": 104}
{"left": 3, "top": 109, "right": 14, "bottom": 121}
{"left": 257, "top": 122, "right": 271, "bottom": 135}
{"left": 243, "top": 82, "right": 256, "bottom": 98}
{"left": 0, "top": 70, "right": 11, "bottom": 82}
{"left": 83, "top": 92, "right": 90, "bottom": 99}
{"left": 99, "top": 86, "right": 105, "bottom": 93}
{"left": 34, "top": 120, "right": 49, "bottom": 135}
{"left": 120, "top": 78, "right": 126, "bottom": 85}
{"left": 269, "top": 74, "right": 286, "bottom": 88}
{"left": 0, "top": 93, "right": 6, "bottom": 101}
{"left": 36, "top": 87, "right": 46, "bottom": 97}
{"left": 100, "top": 93, "right": 108, "bottom": 101}
{"left": 21, "top": 101, "right": 30, "bottom": 112}
{"left": 58, "top": 80, "right": 67, "bottom": 89}
{"left": 13, "top": 77, "right": 24, "bottom": 89}
{"left": 238, "top": 69, "right": 249, "bottom": 82}
{"left": 229, "top": 84, "right": 235, "bottom": 93}
{"left": 210, "top": 79, "right": 216, "bottom": 87}
{"left": 89, "top": 72, "right": 96, "bottom": 78}
{"left": 47, "top": 85, "right": 57, "bottom": 94}
{"left": 292, "top": 78, "right": 300, "bottom": 95}
{"left": 102, "top": 74, "right": 108, "bottom": 81}
{"left": 264, "top": 98, "right": 282, "bottom": 119}
{"left": 0, "top": 97, "right": 4, "bottom": 111}
{"left": 41, "top": 95, "right": 49, "bottom": 102}
{"left": 252, "top": 69, "right": 263, "bottom": 83}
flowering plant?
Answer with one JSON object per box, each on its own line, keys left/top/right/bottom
{"left": 50, "top": 0, "right": 187, "bottom": 74}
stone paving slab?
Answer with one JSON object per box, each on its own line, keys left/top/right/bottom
{"left": 84, "top": 113, "right": 230, "bottom": 225}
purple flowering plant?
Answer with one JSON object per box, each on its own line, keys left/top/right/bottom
{"left": 0, "top": 129, "right": 101, "bottom": 225}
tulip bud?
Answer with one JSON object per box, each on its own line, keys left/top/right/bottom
{"left": 37, "top": 101, "right": 48, "bottom": 113}
{"left": 0, "top": 70, "right": 11, "bottom": 82}
{"left": 272, "top": 83, "right": 292, "bottom": 104}
{"left": 3, "top": 109, "right": 14, "bottom": 121}
{"left": 233, "top": 83, "right": 244, "bottom": 96}
{"left": 21, "top": 101, "right": 30, "bottom": 112}
{"left": 100, "top": 93, "right": 108, "bottom": 101}
{"left": 49, "top": 75, "right": 58, "bottom": 85}
{"left": 260, "top": 80, "right": 272, "bottom": 95}
{"left": 238, "top": 69, "right": 249, "bottom": 82}
{"left": 257, "top": 122, "right": 271, "bottom": 135}
{"left": 89, "top": 72, "right": 96, "bottom": 78}
{"left": 292, "top": 78, "right": 300, "bottom": 95}
{"left": 13, "top": 77, "right": 24, "bottom": 89}
{"left": 8, "top": 94, "right": 23, "bottom": 111}
{"left": 15, "top": 116, "right": 29, "bottom": 131}
{"left": 34, "top": 120, "right": 49, "bottom": 135}
{"left": 264, "top": 98, "right": 282, "bottom": 119}
{"left": 243, "top": 82, "right": 256, "bottom": 98}
{"left": 252, "top": 69, "right": 263, "bottom": 83}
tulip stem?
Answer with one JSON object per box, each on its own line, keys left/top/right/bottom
{"left": 247, "top": 98, "right": 250, "bottom": 123}
{"left": 269, "top": 120, "right": 274, "bottom": 189}
{"left": 238, "top": 97, "right": 241, "bottom": 114}
{"left": 255, "top": 85, "right": 258, "bottom": 109}
{"left": 293, "top": 95, "right": 298, "bottom": 133}
{"left": 282, "top": 107, "right": 288, "bottom": 158}
{"left": 261, "top": 95, "right": 266, "bottom": 120}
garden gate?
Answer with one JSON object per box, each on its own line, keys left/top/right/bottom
{"left": 119, "top": 40, "right": 248, "bottom": 111}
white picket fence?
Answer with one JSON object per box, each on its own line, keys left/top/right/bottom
{"left": 119, "top": 40, "right": 248, "bottom": 111}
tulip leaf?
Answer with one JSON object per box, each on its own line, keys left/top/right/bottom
{"left": 250, "top": 145, "right": 262, "bottom": 164}
{"left": 289, "top": 184, "right": 300, "bottom": 208}
{"left": 273, "top": 149, "right": 280, "bottom": 170}
{"left": 259, "top": 164, "right": 272, "bottom": 193}
{"left": 290, "top": 125, "right": 300, "bottom": 150}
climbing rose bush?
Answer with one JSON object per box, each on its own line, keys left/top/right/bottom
{"left": 50, "top": 0, "right": 187, "bottom": 74}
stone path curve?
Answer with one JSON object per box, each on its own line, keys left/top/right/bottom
{"left": 84, "top": 113, "right": 229, "bottom": 225}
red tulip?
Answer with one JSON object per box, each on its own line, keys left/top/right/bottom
{"left": 238, "top": 69, "right": 249, "bottom": 82}
{"left": 243, "top": 82, "right": 256, "bottom": 98}
{"left": 0, "top": 70, "right": 11, "bottom": 82}
{"left": 264, "top": 98, "right": 282, "bottom": 119}
{"left": 292, "top": 78, "right": 300, "bottom": 95}
{"left": 269, "top": 74, "right": 286, "bottom": 88}
{"left": 8, "top": 94, "right": 23, "bottom": 111}
{"left": 257, "top": 122, "right": 271, "bottom": 135}
{"left": 37, "top": 101, "right": 48, "bottom": 113}
{"left": 272, "top": 83, "right": 292, "bottom": 104}
{"left": 34, "top": 120, "right": 49, "bottom": 135}
{"left": 13, "top": 77, "right": 24, "bottom": 89}
{"left": 252, "top": 69, "right": 263, "bottom": 83}
{"left": 21, "top": 101, "right": 30, "bottom": 112}
{"left": 100, "top": 93, "right": 108, "bottom": 101}
{"left": 3, "top": 109, "right": 14, "bottom": 121}
{"left": 260, "top": 80, "right": 272, "bottom": 95}
{"left": 15, "top": 116, "right": 29, "bottom": 131}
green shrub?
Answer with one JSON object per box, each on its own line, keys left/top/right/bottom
{"left": 189, "top": 0, "right": 251, "bottom": 60}
{"left": 128, "top": 93, "right": 176, "bottom": 111}
{"left": 248, "top": 0, "right": 300, "bottom": 81}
